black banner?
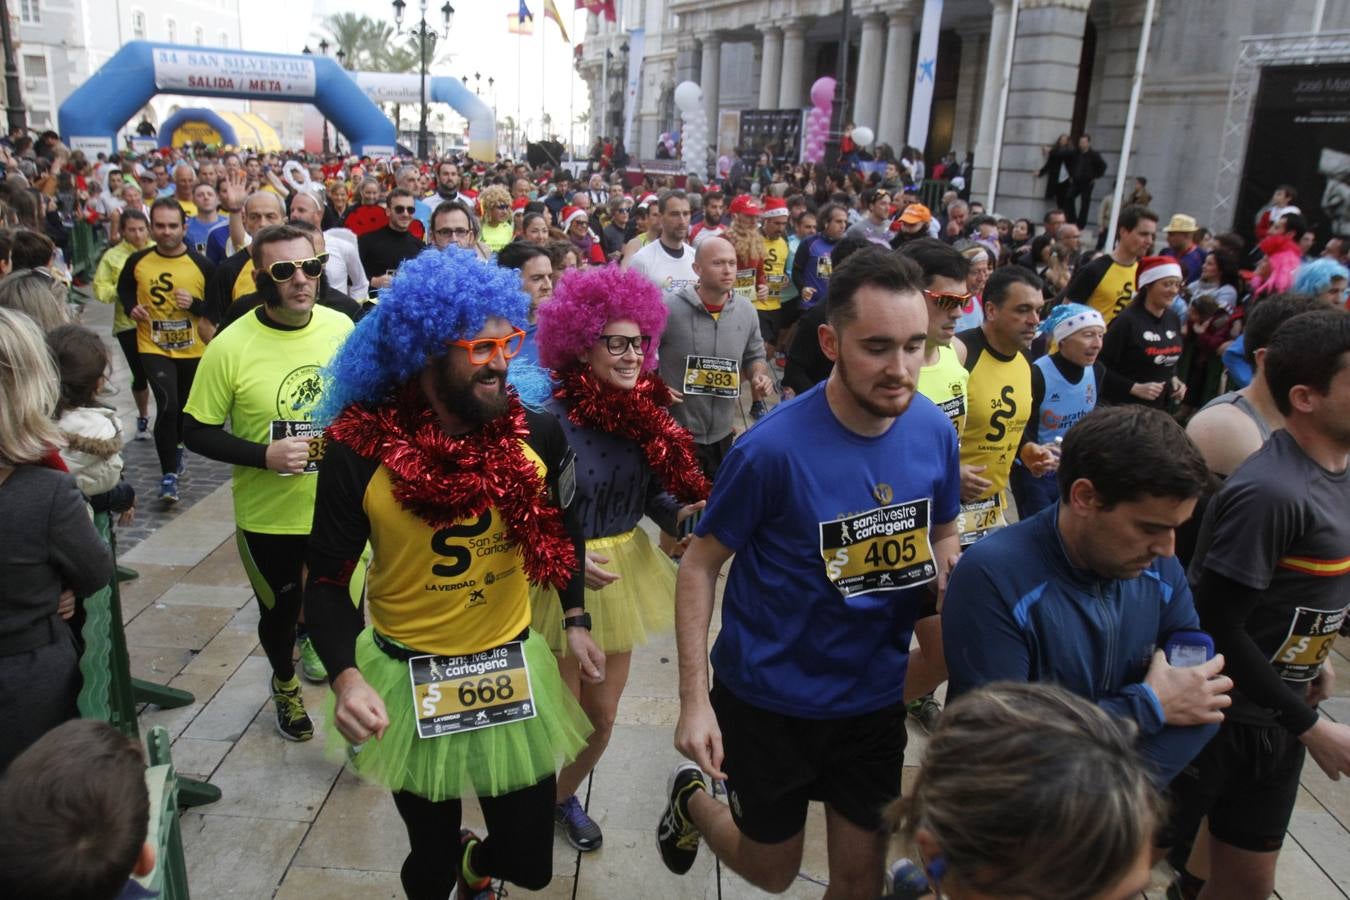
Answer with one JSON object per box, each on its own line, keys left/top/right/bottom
{"left": 1237, "top": 65, "right": 1350, "bottom": 244}
{"left": 737, "top": 109, "right": 804, "bottom": 165}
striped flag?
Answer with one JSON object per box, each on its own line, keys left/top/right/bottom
{"left": 543, "top": 0, "right": 569, "bottom": 42}
{"left": 508, "top": 1, "right": 534, "bottom": 35}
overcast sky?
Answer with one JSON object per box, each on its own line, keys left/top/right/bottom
{"left": 242, "top": 0, "right": 590, "bottom": 138}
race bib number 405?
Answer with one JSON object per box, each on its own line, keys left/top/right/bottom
{"left": 270, "top": 420, "right": 325, "bottom": 474}
{"left": 684, "top": 355, "right": 740, "bottom": 398}
{"left": 1271, "top": 606, "right": 1346, "bottom": 682}
{"left": 820, "top": 499, "right": 936, "bottom": 598}
{"left": 409, "top": 641, "right": 536, "bottom": 739}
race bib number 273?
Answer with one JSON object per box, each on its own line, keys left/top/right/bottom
{"left": 820, "top": 499, "right": 936, "bottom": 598}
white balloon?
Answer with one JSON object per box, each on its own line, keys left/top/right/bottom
{"left": 674, "top": 81, "right": 703, "bottom": 113}
{"left": 852, "top": 126, "right": 874, "bottom": 146}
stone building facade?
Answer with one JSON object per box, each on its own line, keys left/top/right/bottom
{"left": 576, "top": 0, "right": 1350, "bottom": 227}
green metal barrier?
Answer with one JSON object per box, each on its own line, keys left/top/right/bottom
{"left": 135, "top": 726, "right": 192, "bottom": 900}
{"left": 79, "top": 513, "right": 221, "bottom": 808}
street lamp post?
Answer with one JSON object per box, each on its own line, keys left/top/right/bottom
{"left": 393, "top": 0, "right": 453, "bottom": 159}
{"left": 303, "top": 43, "right": 333, "bottom": 156}
{"left": 0, "top": 0, "right": 26, "bottom": 136}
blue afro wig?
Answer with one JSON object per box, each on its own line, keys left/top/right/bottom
{"left": 315, "top": 246, "right": 531, "bottom": 423}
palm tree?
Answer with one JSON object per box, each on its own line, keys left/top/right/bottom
{"left": 317, "top": 13, "right": 380, "bottom": 69}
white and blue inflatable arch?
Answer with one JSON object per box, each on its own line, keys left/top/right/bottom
{"left": 59, "top": 42, "right": 397, "bottom": 157}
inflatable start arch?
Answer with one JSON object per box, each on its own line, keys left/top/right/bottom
{"left": 59, "top": 41, "right": 396, "bottom": 156}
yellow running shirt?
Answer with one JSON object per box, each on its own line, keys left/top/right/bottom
{"left": 1065, "top": 255, "right": 1138, "bottom": 325}
{"left": 917, "top": 344, "right": 969, "bottom": 435}
{"left": 117, "top": 245, "right": 214, "bottom": 358}
{"left": 183, "top": 305, "right": 354, "bottom": 533}
{"left": 761, "top": 236, "right": 789, "bottom": 311}
{"left": 957, "top": 327, "right": 1032, "bottom": 545}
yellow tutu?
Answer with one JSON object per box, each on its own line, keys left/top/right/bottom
{"left": 531, "top": 527, "right": 677, "bottom": 654}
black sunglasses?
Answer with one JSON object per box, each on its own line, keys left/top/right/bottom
{"left": 391, "top": 204, "right": 416, "bottom": 214}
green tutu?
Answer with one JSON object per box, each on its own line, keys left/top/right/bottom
{"left": 324, "top": 628, "right": 591, "bottom": 801}
{"left": 531, "top": 527, "right": 677, "bottom": 655}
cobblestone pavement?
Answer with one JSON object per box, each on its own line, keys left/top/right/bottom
{"left": 75, "top": 289, "right": 1350, "bottom": 899}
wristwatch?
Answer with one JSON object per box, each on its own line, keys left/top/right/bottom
{"left": 563, "top": 613, "right": 592, "bottom": 631}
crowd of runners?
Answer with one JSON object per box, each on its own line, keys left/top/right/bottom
{"left": 0, "top": 139, "right": 1345, "bottom": 900}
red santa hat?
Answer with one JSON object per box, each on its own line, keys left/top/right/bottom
{"left": 1135, "top": 255, "right": 1183, "bottom": 290}
{"left": 760, "top": 196, "right": 789, "bottom": 218}
{"left": 561, "top": 205, "right": 588, "bottom": 230}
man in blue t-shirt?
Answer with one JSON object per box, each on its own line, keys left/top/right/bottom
{"left": 656, "top": 248, "right": 961, "bottom": 897}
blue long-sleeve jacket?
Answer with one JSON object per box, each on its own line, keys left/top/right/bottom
{"left": 943, "top": 506, "right": 1218, "bottom": 784}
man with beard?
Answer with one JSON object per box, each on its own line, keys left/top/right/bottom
{"left": 689, "top": 191, "right": 727, "bottom": 246}
{"left": 431, "top": 159, "right": 477, "bottom": 207}
{"left": 658, "top": 248, "right": 961, "bottom": 899}
{"left": 303, "top": 247, "right": 602, "bottom": 900}
{"left": 183, "top": 224, "right": 356, "bottom": 737}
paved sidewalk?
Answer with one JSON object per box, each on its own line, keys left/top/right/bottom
{"left": 80, "top": 300, "right": 1348, "bottom": 898}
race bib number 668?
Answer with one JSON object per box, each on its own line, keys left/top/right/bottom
{"left": 819, "top": 499, "right": 937, "bottom": 598}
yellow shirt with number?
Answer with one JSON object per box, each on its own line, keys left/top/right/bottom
{"left": 117, "top": 246, "right": 214, "bottom": 359}
{"left": 183, "top": 305, "right": 353, "bottom": 533}
{"left": 760, "top": 236, "right": 789, "bottom": 311}
{"left": 362, "top": 445, "right": 543, "bottom": 656}
{"left": 958, "top": 331, "right": 1032, "bottom": 501}
{"left": 918, "top": 344, "right": 970, "bottom": 436}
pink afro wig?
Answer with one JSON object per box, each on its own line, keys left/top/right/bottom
{"left": 535, "top": 264, "right": 668, "bottom": 373}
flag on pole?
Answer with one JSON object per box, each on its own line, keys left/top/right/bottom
{"left": 906, "top": 0, "right": 943, "bottom": 152}
{"left": 575, "top": 0, "right": 614, "bottom": 22}
{"left": 543, "top": 0, "right": 570, "bottom": 42}
{"left": 509, "top": 1, "right": 534, "bottom": 35}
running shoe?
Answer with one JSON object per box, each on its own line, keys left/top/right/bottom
{"left": 298, "top": 637, "right": 327, "bottom": 683}
{"left": 749, "top": 399, "right": 768, "bottom": 420}
{"left": 271, "top": 677, "right": 314, "bottom": 742}
{"left": 158, "top": 473, "right": 179, "bottom": 504}
{"left": 456, "top": 829, "right": 500, "bottom": 900}
{"left": 175, "top": 445, "right": 187, "bottom": 476}
{"left": 555, "top": 795, "right": 603, "bottom": 851}
{"left": 907, "top": 693, "right": 942, "bottom": 735}
{"left": 135, "top": 416, "right": 150, "bottom": 441}
{"left": 656, "top": 762, "right": 707, "bottom": 875}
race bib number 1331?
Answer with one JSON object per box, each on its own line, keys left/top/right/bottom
{"left": 820, "top": 499, "right": 936, "bottom": 598}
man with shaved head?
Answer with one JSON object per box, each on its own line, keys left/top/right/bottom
{"left": 657, "top": 234, "right": 774, "bottom": 481}
{"left": 288, "top": 188, "right": 368, "bottom": 301}
{"left": 206, "top": 189, "right": 286, "bottom": 324}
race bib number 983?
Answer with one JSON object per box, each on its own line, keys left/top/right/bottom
{"left": 820, "top": 499, "right": 936, "bottom": 598}
{"left": 684, "top": 355, "right": 740, "bottom": 398}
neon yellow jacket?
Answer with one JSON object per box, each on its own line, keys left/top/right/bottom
{"left": 93, "top": 240, "right": 143, "bottom": 333}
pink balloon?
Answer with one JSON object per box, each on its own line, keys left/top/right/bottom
{"left": 810, "top": 77, "right": 836, "bottom": 111}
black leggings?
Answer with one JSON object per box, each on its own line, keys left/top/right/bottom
{"left": 142, "top": 354, "right": 199, "bottom": 474}
{"left": 392, "top": 775, "right": 556, "bottom": 900}
{"left": 115, "top": 329, "right": 148, "bottom": 394}
{"left": 236, "top": 530, "right": 306, "bottom": 683}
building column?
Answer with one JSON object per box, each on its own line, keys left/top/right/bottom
{"left": 1090, "top": 0, "right": 1148, "bottom": 170}
{"left": 951, "top": 26, "right": 988, "bottom": 160}
{"left": 779, "top": 20, "right": 806, "bottom": 109}
{"left": 700, "top": 33, "right": 722, "bottom": 142}
{"left": 758, "top": 25, "right": 783, "bottom": 109}
{"left": 994, "top": 0, "right": 1090, "bottom": 219}
{"left": 852, "top": 13, "right": 886, "bottom": 133}
{"left": 877, "top": 6, "right": 916, "bottom": 152}
{"left": 971, "top": 0, "right": 1013, "bottom": 198}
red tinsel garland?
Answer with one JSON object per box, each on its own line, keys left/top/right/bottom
{"left": 326, "top": 391, "right": 578, "bottom": 590}
{"left": 555, "top": 366, "right": 711, "bottom": 504}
